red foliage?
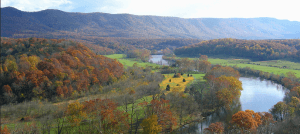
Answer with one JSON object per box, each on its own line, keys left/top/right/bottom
{"left": 82, "top": 99, "right": 129, "bottom": 133}
{"left": 151, "top": 99, "right": 177, "bottom": 132}
{"left": 205, "top": 122, "right": 224, "bottom": 133}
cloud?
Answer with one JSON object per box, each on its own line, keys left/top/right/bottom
{"left": 96, "top": 0, "right": 300, "bottom": 21}
{"left": 1, "top": 0, "right": 73, "bottom": 11}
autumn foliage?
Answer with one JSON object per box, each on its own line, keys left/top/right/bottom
{"left": 0, "top": 125, "right": 10, "bottom": 134}
{"left": 0, "top": 38, "right": 124, "bottom": 105}
{"left": 231, "top": 110, "right": 262, "bottom": 131}
{"left": 82, "top": 99, "right": 129, "bottom": 133}
{"left": 204, "top": 122, "right": 224, "bottom": 134}
{"left": 141, "top": 114, "right": 162, "bottom": 134}
{"left": 174, "top": 38, "right": 300, "bottom": 61}
{"left": 150, "top": 98, "right": 177, "bottom": 132}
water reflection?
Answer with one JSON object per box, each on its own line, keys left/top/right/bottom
{"left": 239, "top": 77, "right": 286, "bottom": 112}
{"left": 176, "top": 100, "right": 242, "bottom": 133}
{"left": 149, "top": 55, "right": 169, "bottom": 65}
{"left": 175, "top": 77, "right": 287, "bottom": 133}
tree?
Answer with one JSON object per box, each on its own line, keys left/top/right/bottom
{"left": 140, "top": 114, "right": 162, "bottom": 134}
{"left": 199, "top": 55, "right": 208, "bottom": 61}
{"left": 231, "top": 110, "right": 262, "bottom": 131}
{"left": 150, "top": 99, "right": 177, "bottom": 132}
{"left": 270, "top": 101, "right": 288, "bottom": 121}
{"left": 205, "top": 122, "right": 224, "bottom": 134}
{"left": 215, "top": 76, "right": 243, "bottom": 108}
{"left": 198, "top": 60, "right": 211, "bottom": 73}
{"left": 66, "top": 100, "right": 87, "bottom": 126}
{"left": 166, "top": 84, "right": 170, "bottom": 91}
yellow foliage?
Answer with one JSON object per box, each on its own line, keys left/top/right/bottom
{"left": 141, "top": 114, "right": 162, "bottom": 134}
{"left": 74, "top": 57, "right": 80, "bottom": 62}
{"left": 66, "top": 100, "right": 87, "bottom": 126}
{"left": 28, "top": 55, "right": 40, "bottom": 67}
{"left": 87, "top": 66, "right": 95, "bottom": 71}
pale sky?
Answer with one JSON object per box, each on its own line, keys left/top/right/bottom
{"left": 1, "top": 0, "right": 300, "bottom": 22}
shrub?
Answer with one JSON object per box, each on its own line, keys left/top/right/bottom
{"left": 166, "top": 84, "right": 170, "bottom": 91}
{"left": 173, "top": 73, "right": 181, "bottom": 78}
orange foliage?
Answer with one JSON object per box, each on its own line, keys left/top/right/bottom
{"left": 0, "top": 38, "right": 124, "bottom": 104}
{"left": 231, "top": 110, "right": 262, "bottom": 131}
{"left": 3, "top": 85, "right": 12, "bottom": 94}
{"left": 56, "top": 86, "right": 64, "bottom": 96}
{"left": 205, "top": 122, "right": 224, "bottom": 133}
{"left": 258, "top": 112, "right": 275, "bottom": 125}
{"left": 0, "top": 125, "right": 10, "bottom": 134}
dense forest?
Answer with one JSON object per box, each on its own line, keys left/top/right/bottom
{"left": 174, "top": 38, "right": 300, "bottom": 61}
{"left": 0, "top": 37, "right": 123, "bottom": 105}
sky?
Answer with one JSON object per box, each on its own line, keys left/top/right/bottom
{"left": 1, "top": 0, "right": 300, "bottom": 22}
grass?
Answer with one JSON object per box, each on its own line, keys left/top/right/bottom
{"left": 207, "top": 58, "right": 300, "bottom": 77}
{"left": 104, "top": 54, "right": 161, "bottom": 69}
{"left": 171, "top": 55, "right": 300, "bottom": 78}
{"left": 160, "top": 74, "right": 194, "bottom": 94}
{"left": 103, "top": 54, "right": 125, "bottom": 59}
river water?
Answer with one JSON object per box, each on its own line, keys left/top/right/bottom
{"left": 148, "top": 55, "right": 287, "bottom": 133}
{"left": 149, "top": 55, "right": 169, "bottom": 65}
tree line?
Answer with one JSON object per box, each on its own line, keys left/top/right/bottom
{"left": 174, "top": 38, "right": 300, "bottom": 61}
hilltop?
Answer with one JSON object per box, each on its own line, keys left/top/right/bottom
{"left": 2, "top": 7, "right": 300, "bottom": 39}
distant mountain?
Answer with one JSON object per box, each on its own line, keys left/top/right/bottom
{"left": 1, "top": 7, "right": 300, "bottom": 39}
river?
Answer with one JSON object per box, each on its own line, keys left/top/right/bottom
{"left": 148, "top": 55, "right": 287, "bottom": 133}
{"left": 149, "top": 55, "right": 169, "bottom": 65}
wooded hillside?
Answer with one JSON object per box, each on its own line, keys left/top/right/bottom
{"left": 174, "top": 38, "right": 300, "bottom": 61}
{"left": 0, "top": 37, "right": 124, "bottom": 105}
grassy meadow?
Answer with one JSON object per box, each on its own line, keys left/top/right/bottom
{"left": 160, "top": 74, "right": 194, "bottom": 94}
{"left": 173, "top": 55, "right": 300, "bottom": 77}
{"left": 104, "top": 54, "right": 161, "bottom": 68}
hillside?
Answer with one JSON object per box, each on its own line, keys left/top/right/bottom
{"left": 1, "top": 7, "right": 300, "bottom": 39}
{"left": 0, "top": 37, "right": 124, "bottom": 105}
{"left": 174, "top": 38, "right": 300, "bottom": 61}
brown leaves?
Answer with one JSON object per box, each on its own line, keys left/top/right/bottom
{"left": 205, "top": 122, "right": 224, "bottom": 133}
{"left": 150, "top": 99, "right": 177, "bottom": 132}
{"left": 3, "top": 85, "right": 12, "bottom": 94}
{"left": 0, "top": 125, "right": 10, "bottom": 134}
{"left": 231, "top": 110, "right": 262, "bottom": 130}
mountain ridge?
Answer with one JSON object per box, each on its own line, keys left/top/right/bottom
{"left": 1, "top": 7, "right": 300, "bottom": 39}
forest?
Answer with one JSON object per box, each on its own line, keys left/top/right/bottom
{"left": 174, "top": 38, "right": 300, "bottom": 61}
{"left": 0, "top": 37, "right": 123, "bottom": 105}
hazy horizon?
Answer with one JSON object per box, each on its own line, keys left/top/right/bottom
{"left": 2, "top": 0, "right": 300, "bottom": 22}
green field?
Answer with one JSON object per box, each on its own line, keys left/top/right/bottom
{"left": 207, "top": 58, "right": 300, "bottom": 77}
{"left": 104, "top": 54, "right": 161, "bottom": 68}
{"left": 172, "top": 55, "right": 300, "bottom": 78}
{"left": 104, "top": 54, "right": 125, "bottom": 59}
